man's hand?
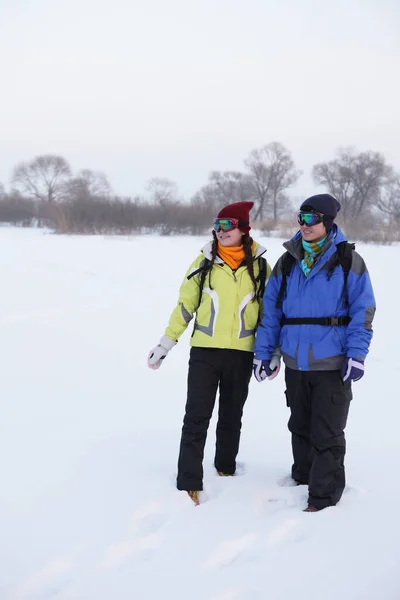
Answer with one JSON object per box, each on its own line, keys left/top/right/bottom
{"left": 253, "top": 354, "right": 281, "bottom": 382}
{"left": 341, "top": 357, "right": 364, "bottom": 382}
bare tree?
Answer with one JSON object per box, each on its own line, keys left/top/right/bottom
{"left": 313, "top": 148, "right": 393, "bottom": 222}
{"left": 244, "top": 142, "right": 301, "bottom": 221}
{"left": 312, "top": 148, "right": 354, "bottom": 221}
{"left": 376, "top": 173, "right": 400, "bottom": 220}
{"left": 146, "top": 177, "right": 178, "bottom": 205}
{"left": 146, "top": 178, "right": 181, "bottom": 235}
{"left": 12, "top": 154, "right": 72, "bottom": 203}
{"left": 352, "top": 150, "right": 393, "bottom": 217}
{"left": 63, "top": 169, "right": 112, "bottom": 201}
{"left": 191, "top": 170, "right": 254, "bottom": 220}
{"left": 208, "top": 170, "right": 254, "bottom": 207}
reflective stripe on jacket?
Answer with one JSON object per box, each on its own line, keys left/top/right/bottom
{"left": 165, "top": 241, "right": 271, "bottom": 352}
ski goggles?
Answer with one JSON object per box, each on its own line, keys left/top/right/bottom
{"left": 297, "top": 211, "right": 324, "bottom": 226}
{"left": 213, "top": 218, "right": 248, "bottom": 232}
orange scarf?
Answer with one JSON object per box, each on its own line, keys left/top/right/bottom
{"left": 217, "top": 242, "right": 247, "bottom": 270}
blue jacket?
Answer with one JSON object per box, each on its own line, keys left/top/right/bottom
{"left": 254, "top": 226, "right": 376, "bottom": 371}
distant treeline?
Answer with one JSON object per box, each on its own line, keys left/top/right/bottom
{"left": 1, "top": 143, "right": 399, "bottom": 243}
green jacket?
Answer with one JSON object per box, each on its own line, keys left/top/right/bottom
{"left": 165, "top": 241, "right": 271, "bottom": 352}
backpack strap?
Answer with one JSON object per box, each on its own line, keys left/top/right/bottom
{"left": 187, "top": 258, "right": 211, "bottom": 313}
{"left": 336, "top": 241, "right": 355, "bottom": 271}
{"left": 338, "top": 241, "right": 355, "bottom": 306}
{"left": 275, "top": 252, "right": 296, "bottom": 310}
{"left": 257, "top": 256, "right": 267, "bottom": 299}
{"left": 327, "top": 241, "right": 355, "bottom": 306}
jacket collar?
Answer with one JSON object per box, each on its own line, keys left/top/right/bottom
{"left": 201, "top": 240, "right": 266, "bottom": 263}
{"left": 283, "top": 224, "right": 346, "bottom": 261}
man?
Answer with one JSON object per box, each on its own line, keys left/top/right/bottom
{"left": 253, "top": 194, "right": 376, "bottom": 512}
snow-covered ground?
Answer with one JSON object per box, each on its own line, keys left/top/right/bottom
{"left": 0, "top": 227, "right": 398, "bottom": 600}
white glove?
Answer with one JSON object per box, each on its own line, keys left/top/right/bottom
{"left": 268, "top": 352, "right": 281, "bottom": 380}
{"left": 147, "top": 335, "right": 176, "bottom": 370}
{"left": 253, "top": 351, "right": 281, "bottom": 382}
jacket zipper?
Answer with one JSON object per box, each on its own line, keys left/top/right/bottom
{"left": 231, "top": 269, "right": 238, "bottom": 343}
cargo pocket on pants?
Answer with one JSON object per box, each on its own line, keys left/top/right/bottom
{"left": 332, "top": 390, "right": 352, "bottom": 405}
{"left": 333, "top": 379, "right": 353, "bottom": 403}
{"left": 331, "top": 384, "right": 351, "bottom": 431}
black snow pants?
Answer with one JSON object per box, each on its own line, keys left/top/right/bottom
{"left": 285, "top": 367, "right": 352, "bottom": 509}
{"left": 176, "top": 347, "right": 253, "bottom": 491}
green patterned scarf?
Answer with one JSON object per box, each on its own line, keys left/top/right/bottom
{"left": 301, "top": 237, "right": 327, "bottom": 276}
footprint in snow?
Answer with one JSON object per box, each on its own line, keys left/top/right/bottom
{"left": 204, "top": 533, "right": 256, "bottom": 569}
{"left": 233, "top": 462, "right": 246, "bottom": 477}
{"left": 131, "top": 501, "right": 167, "bottom": 536}
{"left": 266, "top": 518, "right": 305, "bottom": 549}
{"left": 103, "top": 534, "right": 163, "bottom": 569}
{"left": 277, "top": 474, "right": 301, "bottom": 487}
{"left": 343, "top": 485, "right": 366, "bottom": 496}
{"left": 255, "top": 479, "right": 307, "bottom": 513}
{"left": 102, "top": 502, "right": 167, "bottom": 569}
{"left": 254, "top": 491, "right": 288, "bottom": 513}
{"left": 7, "top": 558, "right": 73, "bottom": 600}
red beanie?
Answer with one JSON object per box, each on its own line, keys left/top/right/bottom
{"left": 217, "top": 201, "right": 254, "bottom": 234}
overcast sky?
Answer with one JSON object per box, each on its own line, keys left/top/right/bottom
{"left": 1, "top": 0, "right": 399, "bottom": 200}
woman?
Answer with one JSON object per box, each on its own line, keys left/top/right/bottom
{"left": 148, "top": 201, "right": 276, "bottom": 505}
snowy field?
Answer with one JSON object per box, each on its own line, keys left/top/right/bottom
{"left": 0, "top": 227, "right": 398, "bottom": 600}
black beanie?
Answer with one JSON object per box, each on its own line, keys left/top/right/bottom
{"left": 300, "top": 194, "right": 341, "bottom": 218}
{"left": 300, "top": 194, "right": 341, "bottom": 232}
